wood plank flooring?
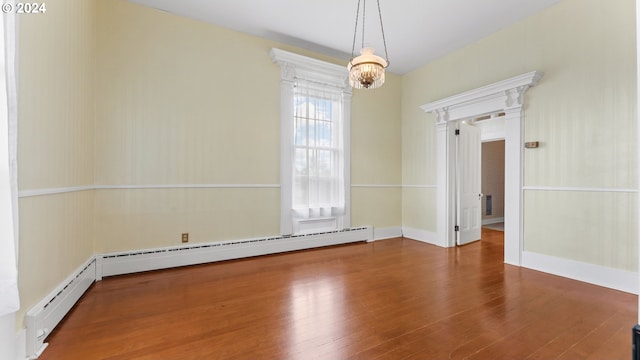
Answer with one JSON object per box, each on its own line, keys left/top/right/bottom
{"left": 40, "top": 229, "right": 636, "bottom": 359}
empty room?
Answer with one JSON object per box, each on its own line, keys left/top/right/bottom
{"left": 0, "top": 0, "right": 638, "bottom": 359}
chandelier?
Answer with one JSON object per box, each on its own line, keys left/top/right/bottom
{"left": 347, "top": 0, "right": 390, "bottom": 90}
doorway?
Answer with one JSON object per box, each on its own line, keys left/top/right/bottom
{"left": 454, "top": 120, "right": 482, "bottom": 246}
{"left": 447, "top": 110, "right": 518, "bottom": 263}
{"left": 420, "top": 71, "right": 543, "bottom": 266}
{"left": 481, "top": 140, "right": 505, "bottom": 233}
{"left": 480, "top": 139, "right": 506, "bottom": 253}
{"left": 451, "top": 119, "right": 505, "bottom": 247}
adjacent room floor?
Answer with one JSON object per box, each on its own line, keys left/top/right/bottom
{"left": 39, "top": 228, "right": 635, "bottom": 359}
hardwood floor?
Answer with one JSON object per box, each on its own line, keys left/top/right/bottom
{"left": 40, "top": 229, "right": 636, "bottom": 359}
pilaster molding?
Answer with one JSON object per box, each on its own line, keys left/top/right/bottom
{"left": 434, "top": 108, "right": 450, "bottom": 125}
{"left": 279, "top": 62, "right": 296, "bottom": 83}
{"left": 505, "top": 86, "right": 529, "bottom": 108}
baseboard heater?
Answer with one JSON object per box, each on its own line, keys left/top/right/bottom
{"left": 25, "top": 258, "right": 97, "bottom": 359}
{"left": 25, "top": 226, "right": 371, "bottom": 359}
{"left": 98, "top": 226, "right": 371, "bottom": 278}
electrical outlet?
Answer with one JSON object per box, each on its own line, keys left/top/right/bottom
{"left": 181, "top": 233, "right": 189, "bottom": 243}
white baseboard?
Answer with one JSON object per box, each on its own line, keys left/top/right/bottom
{"left": 482, "top": 217, "right": 504, "bottom": 225}
{"left": 522, "top": 251, "right": 638, "bottom": 294}
{"left": 372, "top": 227, "right": 403, "bottom": 241}
{"left": 401, "top": 227, "right": 441, "bottom": 246}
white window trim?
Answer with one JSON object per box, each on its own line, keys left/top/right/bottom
{"left": 270, "top": 48, "right": 352, "bottom": 235}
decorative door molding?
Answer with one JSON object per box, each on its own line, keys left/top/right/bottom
{"left": 420, "top": 71, "right": 543, "bottom": 265}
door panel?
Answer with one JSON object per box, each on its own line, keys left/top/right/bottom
{"left": 457, "top": 122, "right": 482, "bottom": 245}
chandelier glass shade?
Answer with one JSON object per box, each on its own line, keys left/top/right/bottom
{"left": 348, "top": 47, "right": 387, "bottom": 89}
{"left": 348, "top": 0, "right": 390, "bottom": 90}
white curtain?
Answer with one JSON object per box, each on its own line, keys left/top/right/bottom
{"left": 0, "top": 6, "right": 19, "bottom": 317}
{"left": 291, "top": 79, "right": 345, "bottom": 219}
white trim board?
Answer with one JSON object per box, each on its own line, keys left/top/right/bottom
{"left": 372, "top": 227, "right": 403, "bottom": 241}
{"left": 522, "top": 251, "right": 637, "bottom": 294}
{"left": 96, "top": 184, "right": 280, "bottom": 190}
{"left": 352, "top": 184, "right": 437, "bottom": 189}
{"left": 402, "top": 227, "right": 441, "bottom": 247}
{"left": 19, "top": 184, "right": 281, "bottom": 198}
{"left": 18, "top": 185, "right": 94, "bottom": 198}
{"left": 482, "top": 217, "right": 504, "bottom": 225}
{"left": 19, "top": 183, "right": 440, "bottom": 199}
{"left": 523, "top": 186, "right": 638, "bottom": 193}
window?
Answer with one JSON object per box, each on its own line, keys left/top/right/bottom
{"left": 293, "top": 80, "right": 345, "bottom": 219}
{"left": 271, "top": 49, "right": 352, "bottom": 235}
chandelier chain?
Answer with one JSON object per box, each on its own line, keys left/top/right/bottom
{"left": 349, "top": 0, "right": 389, "bottom": 65}
{"left": 376, "top": 0, "right": 389, "bottom": 65}
{"left": 350, "top": 0, "right": 362, "bottom": 61}
{"left": 361, "top": 0, "right": 366, "bottom": 50}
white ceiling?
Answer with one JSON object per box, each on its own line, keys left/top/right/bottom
{"left": 128, "top": 0, "right": 561, "bottom": 74}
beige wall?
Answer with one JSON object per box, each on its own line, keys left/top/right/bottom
{"left": 17, "top": 0, "right": 96, "bottom": 326}
{"left": 16, "top": 0, "right": 402, "bottom": 331}
{"left": 352, "top": 74, "right": 402, "bottom": 228}
{"left": 93, "top": 0, "right": 402, "bottom": 252}
{"left": 93, "top": 0, "right": 282, "bottom": 251}
{"left": 402, "top": 0, "right": 637, "bottom": 270}
{"left": 525, "top": 191, "right": 637, "bottom": 270}
{"left": 14, "top": 0, "right": 402, "bottom": 333}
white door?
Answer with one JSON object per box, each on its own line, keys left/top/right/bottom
{"left": 456, "top": 121, "right": 482, "bottom": 245}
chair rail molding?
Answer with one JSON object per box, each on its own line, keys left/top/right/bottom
{"left": 420, "top": 71, "right": 543, "bottom": 266}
